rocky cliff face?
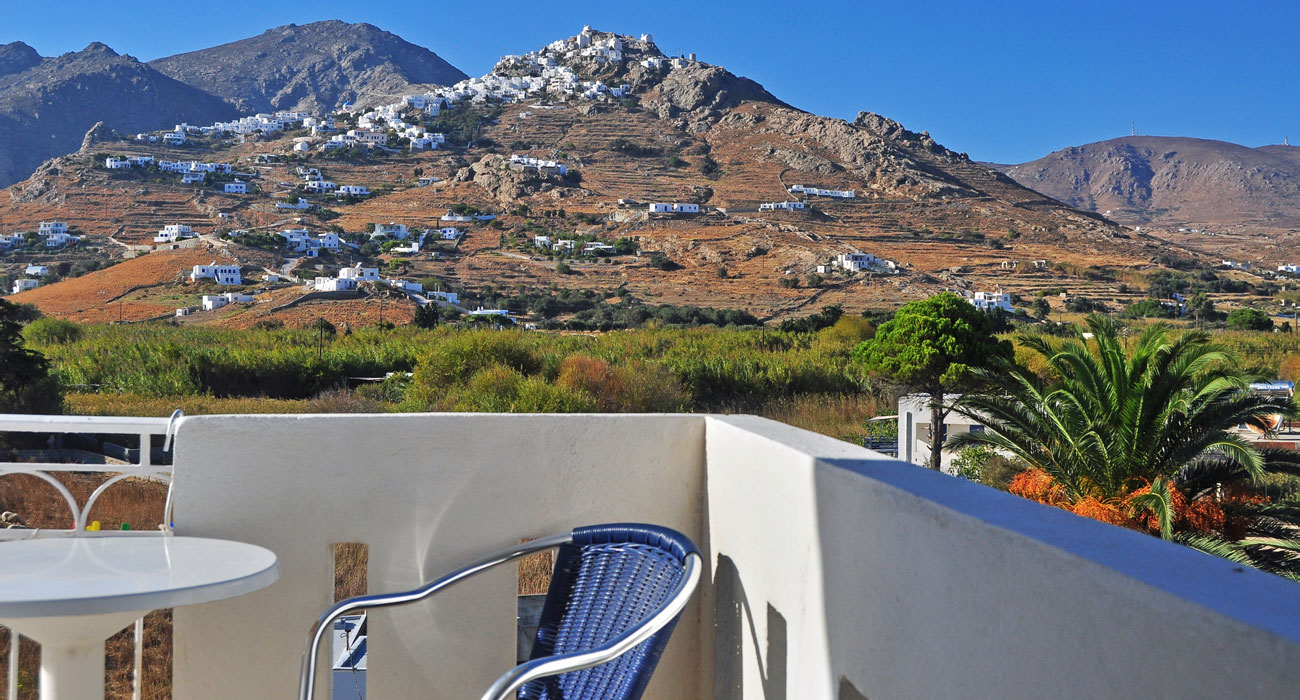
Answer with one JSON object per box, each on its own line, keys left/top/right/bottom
{"left": 995, "top": 136, "right": 1300, "bottom": 227}
{"left": 148, "top": 21, "right": 467, "bottom": 114}
{"left": 0, "top": 42, "right": 237, "bottom": 189}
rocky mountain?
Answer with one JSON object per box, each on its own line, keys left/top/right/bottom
{"left": 4, "top": 28, "right": 1178, "bottom": 324}
{"left": 0, "top": 42, "right": 237, "bottom": 190}
{"left": 148, "top": 21, "right": 467, "bottom": 115}
{"left": 994, "top": 136, "right": 1300, "bottom": 229}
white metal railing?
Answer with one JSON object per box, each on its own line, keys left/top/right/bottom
{"left": 0, "top": 411, "right": 182, "bottom": 538}
{"left": 0, "top": 410, "right": 182, "bottom": 700}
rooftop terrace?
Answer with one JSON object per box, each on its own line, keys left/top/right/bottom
{"left": 3, "top": 412, "right": 1300, "bottom": 698}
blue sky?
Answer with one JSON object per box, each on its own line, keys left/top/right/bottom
{"left": 2, "top": 0, "right": 1294, "bottom": 163}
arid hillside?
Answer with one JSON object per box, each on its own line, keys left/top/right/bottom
{"left": 995, "top": 136, "right": 1300, "bottom": 230}
{"left": 3, "top": 29, "right": 1245, "bottom": 326}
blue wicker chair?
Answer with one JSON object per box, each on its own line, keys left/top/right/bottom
{"left": 299, "top": 523, "right": 702, "bottom": 700}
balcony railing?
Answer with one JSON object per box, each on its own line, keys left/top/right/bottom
{"left": 3, "top": 412, "right": 1300, "bottom": 699}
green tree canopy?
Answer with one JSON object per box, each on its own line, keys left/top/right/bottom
{"left": 1227, "top": 307, "right": 1274, "bottom": 332}
{"left": 0, "top": 298, "right": 63, "bottom": 414}
{"left": 852, "top": 292, "right": 1013, "bottom": 470}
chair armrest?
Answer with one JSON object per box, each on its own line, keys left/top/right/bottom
{"left": 298, "top": 533, "right": 573, "bottom": 700}
{"left": 479, "top": 551, "right": 703, "bottom": 700}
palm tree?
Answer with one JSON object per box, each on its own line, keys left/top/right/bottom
{"left": 948, "top": 315, "right": 1300, "bottom": 580}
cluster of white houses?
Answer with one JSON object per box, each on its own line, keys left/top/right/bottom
{"left": 1279, "top": 264, "right": 1300, "bottom": 275}
{"left": 1, "top": 222, "right": 79, "bottom": 249}
{"left": 350, "top": 27, "right": 677, "bottom": 128}
{"left": 295, "top": 166, "right": 368, "bottom": 198}
{"left": 788, "top": 185, "right": 855, "bottom": 199}
{"left": 532, "top": 236, "right": 615, "bottom": 255}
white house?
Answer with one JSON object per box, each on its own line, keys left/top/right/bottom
{"left": 427, "top": 290, "right": 459, "bottom": 305}
{"left": 200, "top": 293, "right": 253, "bottom": 312}
{"left": 583, "top": 242, "right": 616, "bottom": 255}
{"left": 897, "top": 393, "right": 989, "bottom": 475}
{"left": 154, "top": 224, "right": 195, "bottom": 243}
{"left": 1278, "top": 264, "right": 1300, "bottom": 275}
{"left": 312, "top": 276, "right": 356, "bottom": 292}
{"left": 338, "top": 265, "right": 379, "bottom": 282}
{"left": 789, "top": 185, "right": 855, "bottom": 199}
{"left": 416, "top": 177, "right": 440, "bottom": 187}
{"left": 759, "top": 201, "right": 806, "bottom": 212}
{"left": 182, "top": 172, "right": 207, "bottom": 185}
{"left": 276, "top": 198, "right": 311, "bottom": 210}
{"left": 304, "top": 181, "right": 336, "bottom": 193}
{"left": 129, "top": 156, "right": 154, "bottom": 167}
{"left": 441, "top": 211, "right": 474, "bottom": 223}
{"left": 190, "top": 262, "right": 242, "bottom": 286}
{"left": 648, "top": 203, "right": 699, "bottom": 214}
{"left": 468, "top": 308, "right": 510, "bottom": 317}
{"left": 372, "top": 223, "right": 409, "bottom": 240}
{"left": 438, "top": 227, "right": 462, "bottom": 240}
{"left": 533, "top": 235, "right": 552, "bottom": 249}
{"left": 969, "top": 291, "right": 1012, "bottom": 313}
{"left": 44, "top": 232, "right": 78, "bottom": 248}
{"left": 315, "top": 232, "right": 342, "bottom": 251}
{"left": 508, "top": 155, "right": 567, "bottom": 176}
{"left": 337, "top": 185, "right": 370, "bottom": 197}
{"left": 24, "top": 264, "right": 48, "bottom": 277}
{"left": 162, "top": 130, "right": 186, "bottom": 145}
{"left": 38, "top": 222, "right": 67, "bottom": 236}
{"left": 293, "top": 142, "right": 311, "bottom": 153}
{"left": 105, "top": 157, "right": 132, "bottom": 169}
{"left": 835, "top": 253, "right": 878, "bottom": 272}
{"left": 224, "top": 181, "right": 248, "bottom": 194}
{"left": 383, "top": 278, "right": 423, "bottom": 293}
{"left": 10, "top": 279, "right": 39, "bottom": 294}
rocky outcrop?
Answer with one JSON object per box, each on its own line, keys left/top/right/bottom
{"left": 148, "top": 21, "right": 467, "bottom": 114}
{"left": 456, "top": 155, "right": 584, "bottom": 204}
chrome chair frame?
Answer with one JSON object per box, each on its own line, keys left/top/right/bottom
{"left": 298, "top": 532, "right": 701, "bottom": 700}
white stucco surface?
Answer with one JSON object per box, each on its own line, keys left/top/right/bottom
{"left": 168, "top": 412, "right": 1300, "bottom": 700}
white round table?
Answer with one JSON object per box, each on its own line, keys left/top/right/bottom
{"left": 0, "top": 536, "right": 279, "bottom": 700}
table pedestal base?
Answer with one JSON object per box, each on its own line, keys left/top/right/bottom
{"left": 0, "top": 611, "right": 142, "bottom": 700}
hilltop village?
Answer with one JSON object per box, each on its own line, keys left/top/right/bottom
{"left": 2, "top": 26, "right": 1296, "bottom": 330}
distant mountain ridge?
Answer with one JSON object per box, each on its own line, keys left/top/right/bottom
{"left": 148, "top": 21, "right": 468, "bottom": 115}
{"left": 994, "top": 136, "right": 1300, "bottom": 229}
{"left": 0, "top": 41, "right": 237, "bottom": 189}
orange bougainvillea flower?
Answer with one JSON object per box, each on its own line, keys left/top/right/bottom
{"left": 1070, "top": 497, "right": 1135, "bottom": 528}
{"left": 1009, "top": 468, "right": 1067, "bottom": 506}
{"left": 1180, "top": 497, "right": 1227, "bottom": 536}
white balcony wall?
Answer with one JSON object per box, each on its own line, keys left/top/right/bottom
{"left": 163, "top": 413, "right": 1300, "bottom": 700}
{"left": 171, "top": 413, "right": 708, "bottom": 700}
{"left": 705, "top": 415, "right": 1300, "bottom": 699}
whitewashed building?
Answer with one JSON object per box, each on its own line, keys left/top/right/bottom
{"left": 224, "top": 182, "right": 248, "bottom": 194}
{"left": 648, "top": 203, "right": 700, "bottom": 214}
{"left": 154, "top": 224, "right": 195, "bottom": 243}
{"left": 313, "top": 276, "right": 356, "bottom": 292}
{"left": 190, "top": 262, "right": 242, "bottom": 286}
{"left": 789, "top": 185, "right": 855, "bottom": 199}
{"left": 372, "top": 223, "right": 410, "bottom": 240}
{"left": 105, "top": 157, "right": 132, "bottom": 169}
{"left": 10, "top": 279, "right": 38, "bottom": 294}
{"left": 24, "top": 264, "right": 48, "bottom": 277}
{"left": 337, "top": 186, "right": 370, "bottom": 197}
{"left": 968, "top": 291, "right": 1013, "bottom": 312}
{"left": 759, "top": 201, "right": 806, "bottom": 212}
{"left": 338, "top": 265, "right": 379, "bottom": 282}
{"left": 835, "top": 253, "right": 878, "bottom": 272}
